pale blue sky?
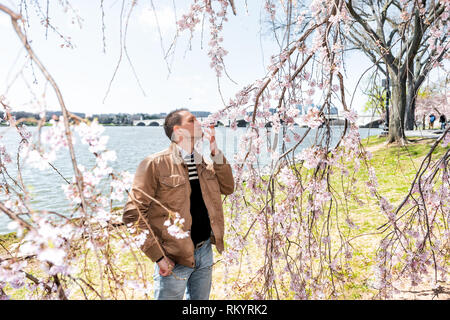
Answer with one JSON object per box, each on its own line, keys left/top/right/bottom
{"left": 0, "top": 0, "right": 374, "bottom": 116}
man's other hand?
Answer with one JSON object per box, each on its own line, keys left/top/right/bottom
{"left": 157, "top": 257, "right": 175, "bottom": 277}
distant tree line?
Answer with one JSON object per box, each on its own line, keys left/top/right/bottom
{"left": 0, "top": 110, "right": 211, "bottom": 126}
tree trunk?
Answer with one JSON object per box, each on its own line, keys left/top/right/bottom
{"left": 388, "top": 73, "right": 407, "bottom": 144}
{"left": 405, "top": 68, "right": 416, "bottom": 131}
{"left": 405, "top": 92, "right": 416, "bottom": 130}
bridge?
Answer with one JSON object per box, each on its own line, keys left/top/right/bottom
{"left": 132, "top": 117, "right": 209, "bottom": 127}
{"left": 133, "top": 115, "right": 383, "bottom": 128}
{"left": 133, "top": 119, "right": 165, "bottom": 126}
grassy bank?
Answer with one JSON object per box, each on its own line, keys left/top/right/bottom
{"left": 216, "top": 135, "right": 448, "bottom": 299}
{"left": 0, "top": 135, "right": 447, "bottom": 299}
{"left": 0, "top": 232, "right": 18, "bottom": 252}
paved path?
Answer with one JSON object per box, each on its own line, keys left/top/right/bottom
{"left": 404, "top": 129, "right": 446, "bottom": 139}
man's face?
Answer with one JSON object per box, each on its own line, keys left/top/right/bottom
{"left": 174, "top": 111, "right": 203, "bottom": 142}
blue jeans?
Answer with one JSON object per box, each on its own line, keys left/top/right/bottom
{"left": 153, "top": 239, "right": 213, "bottom": 300}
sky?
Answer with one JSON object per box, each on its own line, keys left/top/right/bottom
{"left": 0, "top": 0, "right": 377, "bottom": 116}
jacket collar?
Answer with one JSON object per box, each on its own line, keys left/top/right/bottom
{"left": 169, "top": 141, "right": 206, "bottom": 168}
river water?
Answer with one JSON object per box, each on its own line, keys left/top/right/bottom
{"left": 0, "top": 126, "right": 381, "bottom": 234}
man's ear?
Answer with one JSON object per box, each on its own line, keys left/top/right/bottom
{"left": 172, "top": 125, "right": 182, "bottom": 142}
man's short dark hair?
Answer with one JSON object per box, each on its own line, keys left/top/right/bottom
{"left": 164, "top": 108, "right": 188, "bottom": 141}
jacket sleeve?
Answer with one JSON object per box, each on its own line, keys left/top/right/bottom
{"left": 211, "top": 149, "right": 235, "bottom": 195}
{"left": 122, "top": 157, "right": 164, "bottom": 262}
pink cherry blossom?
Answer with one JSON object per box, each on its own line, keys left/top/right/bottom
{"left": 164, "top": 212, "right": 190, "bottom": 239}
{"left": 301, "top": 108, "right": 323, "bottom": 129}
{"left": 296, "top": 146, "right": 326, "bottom": 169}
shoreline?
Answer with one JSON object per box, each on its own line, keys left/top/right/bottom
{"left": 1, "top": 123, "right": 389, "bottom": 128}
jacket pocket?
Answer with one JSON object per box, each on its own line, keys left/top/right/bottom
{"left": 159, "top": 174, "right": 186, "bottom": 188}
{"left": 161, "top": 234, "right": 194, "bottom": 259}
{"left": 203, "top": 170, "right": 220, "bottom": 193}
{"left": 203, "top": 170, "right": 218, "bottom": 182}
{"left": 158, "top": 175, "right": 187, "bottom": 211}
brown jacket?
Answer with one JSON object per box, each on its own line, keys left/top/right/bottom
{"left": 122, "top": 141, "right": 234, "bottom": 268}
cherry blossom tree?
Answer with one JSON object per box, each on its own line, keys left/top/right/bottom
{"left": 416, "top": 83, "right": 450, "bottom": 128}
{"left": 344, "top": 0, "right": 449, "bottom": 142}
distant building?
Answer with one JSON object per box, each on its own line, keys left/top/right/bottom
{"left": 296, "top": 104, "right": 314, "bottom": 115}
{"left": 190, "top": 111, "right": 211, "bottom": 118}
{"left": 329, "top": 106, "right": 338, "bottom": 115}
{"left": 296, "top": 104, "right": 338, "bottom": 116}
{"left": 130, "top": 114, "right": 142, "bottom": 121}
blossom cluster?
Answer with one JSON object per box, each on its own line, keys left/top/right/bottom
{"left": 177, "top": 0, "right": 230, "bottom": 77}
{"left": 163, "top": 211, "right": 190, "bottom": 239}
{"left": 301, "top": 108, "right": 323, "bottom": 129}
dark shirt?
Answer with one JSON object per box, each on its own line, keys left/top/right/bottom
{"left": 183, "top": 152, "right": 212, "bottom": 246}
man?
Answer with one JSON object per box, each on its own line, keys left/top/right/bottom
{"left": 122, "top": 108, "right": 234, "bottom": 300}
{"left": 439, "top": 114, "right": 446, "bottom": 130}
{"left": 429, "top": 114, "right": 436, "bottom": 129}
